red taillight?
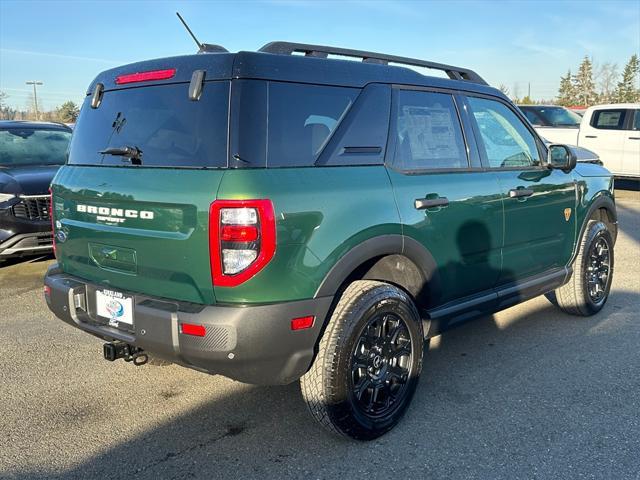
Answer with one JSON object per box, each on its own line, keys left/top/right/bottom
{"left": 115, "top": 68, "right": 176, "bottom": 85}
{"left": 43, "top": 285, "right": 51, "bottom": 297}
{"left": 221, "top": 225, "right": 259, "bottom": 242}
{"left": 209, "top": 199, "right": 276, "bottom": 287}
{"left": 291, "top": 316, "right": 315, "bottom": 331}
{"left": 180, "top": 323, "right": 206, "bottom": 337}
{"left": 49, "top": 188, "right": 56, "bottom": 258}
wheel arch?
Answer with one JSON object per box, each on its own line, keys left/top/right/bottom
{"left": 571, "top": 193, "right": 617, "bottom": 265}
{"left": 314, "top": 235, "right": 440, "bottom": 309}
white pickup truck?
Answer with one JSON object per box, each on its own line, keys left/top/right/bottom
{"left": 519, "top": 104, "right": 640, "bottom": 179}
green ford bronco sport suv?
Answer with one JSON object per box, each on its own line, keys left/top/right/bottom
{"left": 45, "top": 42, "right": 617, "bottom": 440}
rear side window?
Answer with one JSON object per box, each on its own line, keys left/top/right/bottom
{"left": 467, "top": 96, "right": 541, "bottom": 168}
{"left": 268, "top": 83, "right": 358, "bottom": 167}
{"left": 590, "top": 109, "right": 626, "bottom": 130}
{"left": 393, "top": 90, "right": 467, "bottom": 170}
{"left": 231, "top": 81, "right": 359, "bottom": 167}
{"left": 633, "top": 110, "right": 640, "bottom": 131}
{"left": 69, "top": 82, "right": 229, "bottom": 168}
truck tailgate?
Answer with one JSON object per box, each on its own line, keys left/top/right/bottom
{"left": 52, "top": 166, "right": 224, "bottom": 304}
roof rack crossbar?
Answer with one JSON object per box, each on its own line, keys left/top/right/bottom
{"left": 258, "top": 41, "right": 487, "bottom": 85}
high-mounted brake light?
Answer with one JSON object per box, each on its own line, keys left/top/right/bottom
{"left": 209, "top": 199, "right": 276, "bottom": 287}
{"left": 115, "top": 68, "right": 176, "bottom": 85}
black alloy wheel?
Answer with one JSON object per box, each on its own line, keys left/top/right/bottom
{"left": 350, "top": 313, "right": 413, "bottom": 419}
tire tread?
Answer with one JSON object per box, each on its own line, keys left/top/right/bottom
{"left": 300, "top": 280, "right": 422, "bottom": 439}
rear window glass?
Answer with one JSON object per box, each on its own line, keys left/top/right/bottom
{"left": 521, "top": 108, "right": 543, "bottom": 126}
{"left": 231, "top": 81, "right": 359, "bottom": 167}
{"left": 68, "top": 82, "right": 229, "bottom": 168}
{"left": 0, "top": 128, "right": 71, "bottom": 166}
{"left": 591, "top": 109, "right": 626, "bottom": 130}
{"left": 535, "top": 107, "right": 581, "bottom": 127}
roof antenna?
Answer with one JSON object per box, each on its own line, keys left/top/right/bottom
{"left": 176, "top": 12, "right": 229, "bottom": 54}
{"left": 176, "top": 12, "right": 202, "bottom": 51}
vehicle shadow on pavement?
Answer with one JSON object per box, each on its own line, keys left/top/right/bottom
{"left": 17, "top": 289, "right": 639, "bottom": 480}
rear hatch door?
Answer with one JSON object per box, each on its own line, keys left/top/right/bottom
{"left": 52, "top": 61, "right": 231, "bottom": 304}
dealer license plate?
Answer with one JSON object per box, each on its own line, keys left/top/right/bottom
{"left": 96, "top": 289, "right": 134, "bottom": 328}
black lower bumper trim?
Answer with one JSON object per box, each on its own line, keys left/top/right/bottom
{"left": 44, "top": 264, "right": 333, "bottom": 385}
{"left": 0, "top": 232, "right": 53, "bottom": 257}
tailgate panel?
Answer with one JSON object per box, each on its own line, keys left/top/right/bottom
{"left": 52, "top": 166, "right": 224, "bottom": 304}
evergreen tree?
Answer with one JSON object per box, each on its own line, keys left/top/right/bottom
{"left": 614, "top": 54, "right": 640, "bottom": 103}
{"left": 556, "top": 70, "right": 576, "bottom": 106}
{"left": 572, "top": 56, "right": 597, "bottom": 107}
{"left": 56, "top": 101, "right": 80, "bottom": 123}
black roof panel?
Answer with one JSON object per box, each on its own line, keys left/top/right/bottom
{"left": 86, "top": 47, "right": 503, "bottom": 99}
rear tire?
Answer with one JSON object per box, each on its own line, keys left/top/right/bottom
{"left": 546, "top": 220, "right": 614, "bottom": 316}
{"left": 300, "top": 280, "right": 423, "bottom": 440}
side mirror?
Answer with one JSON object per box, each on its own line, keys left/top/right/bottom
{"left": 547, "top": 144, "right": 577, "bottom": 171}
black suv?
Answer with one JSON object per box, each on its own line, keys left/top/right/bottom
{"left": 0, "top": 121, "right": 72, "bottom": 262}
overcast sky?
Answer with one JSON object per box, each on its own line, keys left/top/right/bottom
{"left": 1, "top": 0, "right": 638, "bottom": 110}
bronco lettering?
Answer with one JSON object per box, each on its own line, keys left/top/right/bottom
{"left": 76, "top": 204, "right": 154, "bottom": 220}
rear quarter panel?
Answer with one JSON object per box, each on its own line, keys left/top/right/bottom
{"left": 215, "top": 166, "right": 400, "bottom": 304}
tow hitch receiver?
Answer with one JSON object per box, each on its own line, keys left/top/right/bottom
{"left": 103, "top": 342, "right": 148, "bottom": 366}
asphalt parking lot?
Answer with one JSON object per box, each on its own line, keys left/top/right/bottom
{"left": 1, "top": 189, "right": 638, "bottom": 480}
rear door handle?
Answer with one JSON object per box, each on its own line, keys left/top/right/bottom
{"left": 585, "top": 135, "right": 597, "bottom": 139}
{"left": 414, "top": 196, "right": 449, "bottom": 210}
{"left": 629, "top": 137, "right": 640, "bottom": 140}
{"left": 509, "top": 188, "right": 534, "bottom": 198}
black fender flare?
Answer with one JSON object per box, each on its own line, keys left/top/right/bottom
{"left": 571, "top": 193, "right": 617, "bottom": 265}
{"left": 314, "top": 234, "right": 440, "bottom": 306}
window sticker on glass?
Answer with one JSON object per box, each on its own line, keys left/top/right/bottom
{"left": 597, "top": 111, "right": 622, "bottom": 127}
{"left": 393, "top": 91, "right": 467, "bottom": 170}
{"left": 399, "top": 106, "right": 461, "bottom": 161}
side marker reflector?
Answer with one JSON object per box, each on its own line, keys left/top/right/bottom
{"left": 291, "top": 316, "right": 315, "bottom": 331}
{"left": 180, "top": 323, "right": 206, "bottom": 337}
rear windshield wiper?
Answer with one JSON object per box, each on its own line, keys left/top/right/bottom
{"left": 99, "top": 146, "right": 143, "bottom": 165}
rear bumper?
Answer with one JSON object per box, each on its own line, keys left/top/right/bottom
{"left": 44, "top": 265, "right": 333, "bottom": 385}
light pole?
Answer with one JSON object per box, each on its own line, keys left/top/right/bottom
{"left": 25, "top": 81, "right": 43, "bottom": 120}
